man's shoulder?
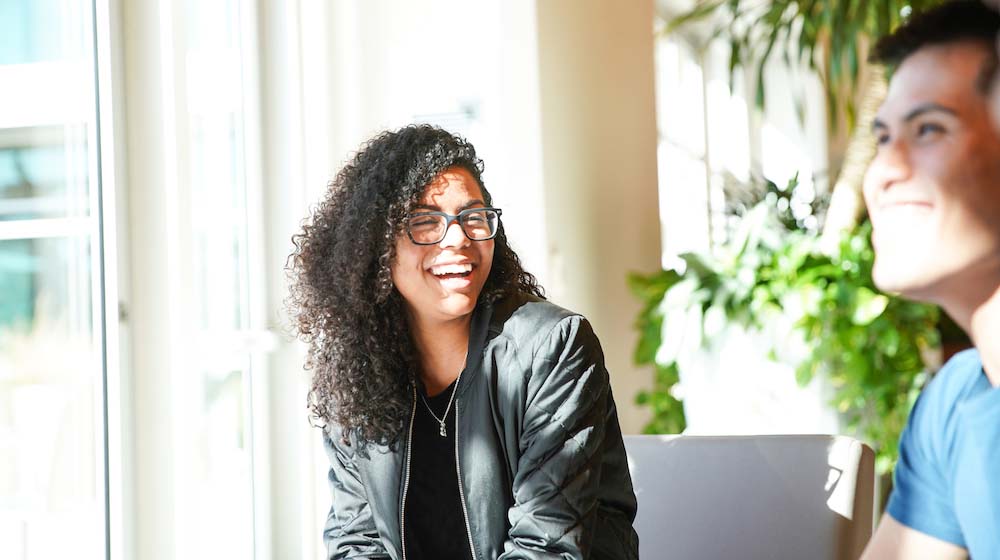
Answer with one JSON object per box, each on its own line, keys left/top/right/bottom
{"left": 922, "top": 348, "right": 984, "bottom": 409}
{"left": 902, "top": 348, "right": 985, "bottom": 455}
{"left": 884, "top": 352, "right": 983, "bottom": 548}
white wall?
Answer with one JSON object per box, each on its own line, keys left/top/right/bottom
{"left": 535, "top": 0, "right": 661, "bottom": 434}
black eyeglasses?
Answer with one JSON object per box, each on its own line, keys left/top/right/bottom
{"left": 405, "top": 207, "right": 502, "bottom": 245}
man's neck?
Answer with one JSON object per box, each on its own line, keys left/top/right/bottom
{"left": 969, "top": 285, "right": 1000, "bottom": 386}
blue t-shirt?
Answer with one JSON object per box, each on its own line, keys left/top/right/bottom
{"left": 887, "top": 348, "right": 1000, "bottom": 557}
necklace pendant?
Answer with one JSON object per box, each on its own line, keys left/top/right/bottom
{"left": 439, "top": 423, "right": 447, "bottom": 437}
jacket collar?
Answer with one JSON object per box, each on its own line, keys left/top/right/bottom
{"left": 455, "top": 299, "right": 494, "bottom": 398}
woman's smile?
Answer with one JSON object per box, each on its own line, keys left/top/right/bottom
{"left": 428, "top": 260, "right": 477, "bottom": 290}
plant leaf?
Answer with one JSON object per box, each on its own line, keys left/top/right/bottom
{"left": 853, "top": 287, "right": 889, "bottom": 325}
{"left": 663, "top": 0, "right": 727, "bottom": 35}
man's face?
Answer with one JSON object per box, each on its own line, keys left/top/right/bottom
{"left": 863, "top": 41, "right": 1000, "bottom": 306}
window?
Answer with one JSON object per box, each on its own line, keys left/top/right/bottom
{"left": 652, "top": 12, "right": 836, "bottom": 435}
{"left": 653, "top": 22, "right": 827, "bottom": 263}
{"left": 0, "top": 0, "right": 107, "bottom": 558}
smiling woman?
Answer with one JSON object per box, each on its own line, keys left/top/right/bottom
{"left": 391, "top": 168, "right": 497, "bottom": 336}
{"left": 287, "top": 125, "right": 639, "bottom": 560}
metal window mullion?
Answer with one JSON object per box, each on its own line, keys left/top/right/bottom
{"left": 86, "top": 0, "right": 111, "bottom": 556}
{"left": 91, "top": 0, "right": 132, "bottom": 557}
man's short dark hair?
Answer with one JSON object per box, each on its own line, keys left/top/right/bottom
{"left": 871, "top": 0, "right": 1000, "bottom": 93}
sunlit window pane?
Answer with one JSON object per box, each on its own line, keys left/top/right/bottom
{"left": 0, "top": 137, "right": 91, "bottom": 221}
{"left": 0, "top": 236, "right": 101, "bottom": 560}
{"left": 0, "top": 0, "right": 94, "bottom": 223}
{"left": 0, "top": 0, "right": 65, "bottom": 65}
{"left": 0, "top": 1, "right": 103, "bottom": 559}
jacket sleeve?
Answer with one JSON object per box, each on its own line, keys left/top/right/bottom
{"left": 499, "top": 315, "right": 612, "bottom": 559}
{"left": 321, "top": 428, "right": 391, "bottom": 559}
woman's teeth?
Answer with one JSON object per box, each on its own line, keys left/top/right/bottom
{"left": 430, "top": 264, "right": 473, "bottom": 277}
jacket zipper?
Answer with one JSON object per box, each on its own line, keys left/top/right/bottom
{"left": 400, "top": 385, "right": 417, "bottom": 560}
{"left": 454, "top": 399, "right": 478, "bottom": 560}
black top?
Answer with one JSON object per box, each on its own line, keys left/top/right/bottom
{"left": 403, "top": 380, "right": 474, "bottom": 560}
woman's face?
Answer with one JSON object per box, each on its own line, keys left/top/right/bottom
{"left": 391, "top": 166, "right": 495, "bottom": 325}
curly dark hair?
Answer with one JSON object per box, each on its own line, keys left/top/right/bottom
{"left": 287, "top": 124, "right": 543, "bottom": 448}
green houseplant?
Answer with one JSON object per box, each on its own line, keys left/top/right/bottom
{"left": 636, "top": 0, "right": 954, "bottom": 475}
{"left": 664, "top": 0, "right": 945, "bottom": 239}
{"left": 630, "top": 178, "right": 941, "bottom": 474}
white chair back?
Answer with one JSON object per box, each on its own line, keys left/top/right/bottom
{"left": 624, "top": 434, "right": 875, "bottom": 560}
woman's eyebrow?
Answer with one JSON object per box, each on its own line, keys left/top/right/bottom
{"left": 411, "top": 199, "right": 486, "bottom": 212}
{"left": 459, "top": 199, "right": 486, "bottom": 210}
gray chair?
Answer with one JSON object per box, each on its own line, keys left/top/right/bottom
{"left": 623, "top": 434, "right": 875, "bottom": 560}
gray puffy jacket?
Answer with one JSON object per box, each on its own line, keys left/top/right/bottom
{"left": 322, "top": 294, "right": 639, "bottom": 559}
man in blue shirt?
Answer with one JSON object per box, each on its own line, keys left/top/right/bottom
{"left": 860, "top": 1, "right": 1000, "bottom": 558}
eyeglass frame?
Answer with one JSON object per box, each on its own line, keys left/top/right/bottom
{"left": 405, "top": 207, "right": 503, "bottom": 245}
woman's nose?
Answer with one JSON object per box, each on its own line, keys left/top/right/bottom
{"left": 439, "top": 220, "right": 469, "bottom": 248}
